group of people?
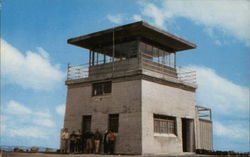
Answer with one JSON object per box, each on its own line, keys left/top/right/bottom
{"left": 61, "top": 128, "right": 116, "bottom": 154}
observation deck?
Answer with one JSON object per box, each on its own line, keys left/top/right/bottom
{"left": 66, "top": 21, "right": 197, "bottom": 88}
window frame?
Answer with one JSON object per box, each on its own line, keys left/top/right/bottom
{"left": 92, "top": 81, "right": 112, "bottom": 96}
{"left": 153, "top": 114, "right": 177, "bottom": 135}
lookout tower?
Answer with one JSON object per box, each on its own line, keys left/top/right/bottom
{"left": 63, "top": 21, "right": 212, "bottom": 154}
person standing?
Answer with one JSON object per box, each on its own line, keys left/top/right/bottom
{"left": 85, "top": 130, "right": 94, "bottom": 153}
{"left": 108, "top": 130, "right": 116, "bottom": 154}
{"left": 82, "top": 130, "right": 87, "bottom": 153}
{"left": 60, "top": 128, "right": 65, "bottom": 153}
{"left": 75, "top": 129, "right": 82, "bottom": 153}
{"left": 94, "top": 129, "right": 102, "bottom": 153}
{"left": 61, "top": 128, "right": 70, "bottom": 153}
{"left": 69, "top": 131, "right": 77, "bottom": 153}
{"left": 89, "top": 131, "right": 94, "bottom": 153}
{"left": 103, "top": 130, "right": 109, "bottom": 154}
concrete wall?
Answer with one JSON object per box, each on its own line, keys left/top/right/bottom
{"left": 141, "top": 80, "right": 196, "bottom": 155}
{"left": 64, "top": 79, "right": 142, "bottom": 154}
{"left": 64, "top": 71, "right": 200, "bottom": 155}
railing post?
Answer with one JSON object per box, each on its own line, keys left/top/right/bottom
{"left": 112, "top": 27, "right": 115, "bottom": 74}
{"left": 209, "top": 109, "right": 212, "bottom": 121}
{"left": 174, "top": 52, "right": 176, "bottom": 69}
{"left": 138, "top": 40, "right": 142, "bottom": 71}
{"left": 97, "top": 53, "right": 99, "bottom": 64}
{"left": 67, "top": 63, "right": 70, "bottom": 80}
{"left": 177, "top": 66, "right": 180, "bottom": 81}
{"left": 161, "top": 50, "right": 164, "bottom": 76}
{"left": 89, "top": 50, "right": 92, "bottom": 67}
{"left": 92, "top": 51, "right": 95, "bottom": 66}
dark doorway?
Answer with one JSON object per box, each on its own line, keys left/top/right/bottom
{"left": 182, "top": 118, "right": 195, "bottom": 152}
{"left": 82, "top": 115, "right": 92, "bottom": 133}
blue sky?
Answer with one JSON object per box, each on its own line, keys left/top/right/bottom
{"left": 1, "top": 0, "right": 249, "bottom": 152}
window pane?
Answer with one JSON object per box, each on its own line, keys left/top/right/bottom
{"left": 93, "top": 81, "right": 112, "bottom": 96}
{"left": 104, "top": 82, "right": 112, "bottom": 93}
{"left": 154, "top": 114, "right": 176, "bottom": 134}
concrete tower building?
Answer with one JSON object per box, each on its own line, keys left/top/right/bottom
{"left": 63, "top": 21, "right": 212, "bottom": 155}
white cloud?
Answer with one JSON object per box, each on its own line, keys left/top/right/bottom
{"left": 138, "top": 0, "right": 250, "bottom": 46}
{"left": 214, "top": 40, "right": 222, "bottom": 46}
{"left": 56, "top": 104, "right": 65, "bottom": 116}
{"left": 2, "top": 100, "right": 56, "bottom": 139}
{"left": 1, "top": 39, "right": 64, "bottom": 90}
{"left": 190, "top": 66, "right": 249, "bottom": 148}
{"left": 132, "top": 14, "right": 143, "bottom": 22}
{"left": 37, "top": 47, "right": 49, "bottom": 59}
{"left": 6, "top": 100, "right": 32, "bottom": 115}
{"left": 192, "top": 66, "right": 249, "bottom": 118}
{"left": 106, "top": 14, "right": 123, "bottom": 24}
{"left": 8, "top": 126, "right": 49, "bottom": 139}
{"left": 214, "top": 121, "right": 249, "bottom": 140}
{"left": 34, "top": 111, "right": 51, "bottom": 118}
{"left": 33, "top": 118, "right": 55, "bottom": 127}
{"left": 5, "top": 100, "right": 53, "bottom": 119}
{"left": 141, "top": 2, "right": 165, "bottom": 28}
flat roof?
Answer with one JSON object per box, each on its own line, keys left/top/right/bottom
{"left": 68, "top": 21, "right": 196, "bottom": 52}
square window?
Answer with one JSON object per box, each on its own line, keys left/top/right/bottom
{"left": 92, "top": 81, "right": 112, "bottom": 96}
{"left": 154, "top": 114, "right": 176, "bottom": 134}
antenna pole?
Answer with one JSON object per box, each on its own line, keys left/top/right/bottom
{"left": 112, "top": 26, "right": 115, "bottom": 74}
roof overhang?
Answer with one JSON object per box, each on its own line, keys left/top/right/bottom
{"left": 68, "top": 21, "right": 196, "bottom": 52}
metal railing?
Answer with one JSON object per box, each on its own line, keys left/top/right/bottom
{"left": 67, "top": 58, "right": 196, "bottom": 84}
{"left": 196, "top": 106, "right": 212, "bottom": 121}
{"left": 67, "top": 63, "right": 89, "bottom": 80}
{"left": 177, "top": 67, "right": 196, "bottom": 84}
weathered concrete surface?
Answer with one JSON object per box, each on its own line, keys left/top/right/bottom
{"left": 64, "top": 72, "right": 214, "bottom": 155}
{"left": 64, "top": 79, "right": 142, "bottom": 154}
{"left": 1, "top": 152, "right": 224, "bottom": 157}
{"left": 141, "top": 80, "right": 196, "bottom": 154}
